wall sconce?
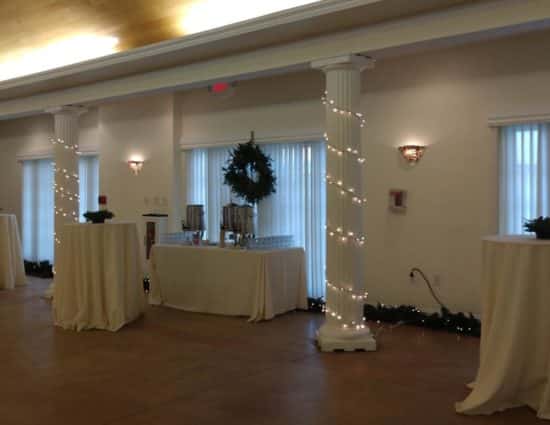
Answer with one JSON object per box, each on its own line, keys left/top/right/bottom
{"left": 398, "top": 145, "right": 426, "bottom": 164}
{"left": 128, "top": 159, "right": 144, "bottom": 175}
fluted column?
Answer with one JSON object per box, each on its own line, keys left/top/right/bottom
{"left": 44, "top": 106, "right": 86, "bottom": 298}
{"left": 312, "top": 55, "right": 376, "bottom": 352}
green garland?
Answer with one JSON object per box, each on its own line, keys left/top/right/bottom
{"left": 223, "top": 141, "right": 276, "bottom": 205}
{"left": 24, "top": 260, "right": 54, "bottom": 278}
{"left": 524, "top": 216, "right": 550, "bottom": 239}
{"left": 307, "top": 298, "right": 481, "bottom": 337}
{"left": 83, "top": 210, "right": 115, "bottom": 224}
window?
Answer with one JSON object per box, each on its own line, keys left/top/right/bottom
{"left": 22, "top": 159, "right": 55, "bottom": 263}
{"left": 78, "top": 155, "right": 100, "bottom": 222}
{"left": 186, "top": 141, "right": 326, "bottom": 298}
{"left": 22, "top": 155, "right": 99, "bottom": 263}
{"left": 499, "top": 123, "right": 550, "bottom": 234}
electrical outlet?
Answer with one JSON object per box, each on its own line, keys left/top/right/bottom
{"left": 433, "top": 274, "right": 441, "bottom": 287}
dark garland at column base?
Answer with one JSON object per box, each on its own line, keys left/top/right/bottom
{"left": 307, "top": 298, "right": 481, "bottom": 337}
{"left": 24, "top": 261, "right": 54, "bottom": 279}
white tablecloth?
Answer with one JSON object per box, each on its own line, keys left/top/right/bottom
{"left": 456, "top": 235, "right": 550, "bottom": 419}
{"left": 0, "top": 214, "right": 25, "bottom": 290}
{"left": 53, "top": 223, "right": 146, "bottom": 331}
{"left": 150, "top": 245, "right": 308, "bottom": 321}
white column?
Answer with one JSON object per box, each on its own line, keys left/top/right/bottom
{"left": 44, "top": 106, "right": 87, "bottom": 298}
{"left": 312, "top": 55, "right": 376, "bottom": 352}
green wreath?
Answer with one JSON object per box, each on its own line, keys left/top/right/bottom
{"left": 223, "top": 141, "right": 276, "bottom": 205}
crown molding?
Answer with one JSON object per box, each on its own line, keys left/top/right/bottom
{"left": 0, "top": 0, "right": 380, "bottom": 95}
{"left": 1, "top": 0, "right": 550, "bottom": 119}
{"left": 488, "top": 113, "right": 550, "bottom": 127}
{"left": 180, "top": 131, "right": 325, "bottom": 150}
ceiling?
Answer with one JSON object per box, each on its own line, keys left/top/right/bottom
{"left": 0, "top": 0, "right": 486, "bottom": 80}
{"left": 1, "top": 0, "right": 187, "bottom": 58}
{"left": 3, "top": 0, "right": 543, "bottom": 118}
{"left": 0, "top": 1, "right": 323, "bottom": 69}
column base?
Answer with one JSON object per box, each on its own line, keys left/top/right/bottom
{"left": 317, "top": 322, "right": 377, "bottom": 352}
{"left": 42, "top": 282, "right": 55, "bottom": 300}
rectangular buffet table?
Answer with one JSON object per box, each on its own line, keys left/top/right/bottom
{"left": 149, "top": 245, "right": 308, "bottom": 322}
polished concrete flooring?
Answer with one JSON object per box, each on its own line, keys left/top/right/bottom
{"left": 0, "top": 278, "right": 542, "bottom": 425}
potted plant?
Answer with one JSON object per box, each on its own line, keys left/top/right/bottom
{"left": 524, "top": 216, "right": 550, "bottom": 240}
{"left": 83, "top": 210, "right": 115, "bottom": 224}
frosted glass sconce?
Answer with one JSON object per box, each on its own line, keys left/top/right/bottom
{"left": 398, "top": 145, "right": 426, "bottom": 163}
{"left": 128, "top": 159, "right": 144, "bottom": 175}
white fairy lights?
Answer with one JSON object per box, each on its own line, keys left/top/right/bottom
{"left": 326, "top": 135, "right": 366, "bottom": 165}
{"left": 326, "top": 225, "right": 366, "bottom": 247}
{"left": 52, "top": 137, "right": 80, "bottom": 225}
{"left": 325, "top": 174, "right": 367, "bottom": 205}
{"left": 51, "top": 137, "right": 79, "bottom": 151}
{"left": 53, "top": 165, "right": 80, "bottom": 183}
{"left": 54, "top": 183, "right": 80, "bottom": 201}
{"left": 326, "top": 280, "right": 369, "bottom": 301}
{"left": 325, "top": 306, "right": 368, "bottom": 330}
{"left": 323, "top": 91, "right": 369, "bottom": 330}
{"left": 322, "top": 94, "right": 366, "bottom": 127}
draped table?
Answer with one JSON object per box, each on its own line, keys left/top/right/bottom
{"left": 149, "top": 245, "right": 308, "bottom": 322}
{"left": 456, "top": 235, "right": 550, "bottom": 419}
{"left": 53, "top": 222, "right": 146, "bottom": 331}
{"left": 0, "top": 214, "right": 26, "bottom": 290}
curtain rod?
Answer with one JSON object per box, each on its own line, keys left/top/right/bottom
{"left": 16, "top": 149, "right": 98, "bottom": 162}
{"left": 488, "top": 113, "right": 550, "bottom": 127}
{"left": 179, "top": 132, "right": 324, "bottom": 150}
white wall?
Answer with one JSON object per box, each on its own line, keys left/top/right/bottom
{"left": 176, "top": 30, "right": 550, "bottom": 314}
{"left": 2, "top": 29, "right": 550, "bottom": 313}
{"left": 178, "top": 72, "right": 325, "bottom": 147}
{"left": 0, "top": 94, "right": 179, "bottom": 247}
{"left": 0, "top": 115, "right": 52, "bottom": 217}
{"left": 361, "top": 30, "right": 550, "bottom": 313}
{"left": 97, "top": 94, "right": 175, "bottom": 226}
{"left": 0, "top": 109, "right": 100, "bottom": 218}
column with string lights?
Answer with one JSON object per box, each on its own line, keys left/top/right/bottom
{"left": 312, "top": 55, "right": 376, "bottom": 352}
{"left": 44, "top": 106, "right": 87, "bottom": 298}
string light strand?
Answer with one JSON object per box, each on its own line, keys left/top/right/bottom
{"left": 323, "top": 90, "right": 371, "bottom": 330}
{"left": 325, "top": 174, "right": 367, "bottom": 205}
{"left": 326, "top": 280, "right": 369, "bottom": 301}
{"left": 322, "top": 93, "right": 366, "bottom": 128}
{"left": 325, "top": 133, "right": 366, "bottom": 165}
{"left": 326, "top": 225, "right": 366, "bottom": 247}
{"left": 50, "top": 137, "right": 79, "bottom": 151}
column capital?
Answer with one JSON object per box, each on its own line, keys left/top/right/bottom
{"left": 45, "top": 105, "right": 88, "bottom": 117}
{"left": 311, "top": 54, "right": 375, "bottom": 72}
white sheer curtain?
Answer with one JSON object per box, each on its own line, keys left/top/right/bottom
{"left": 186, "top": 141, "right": 326, "bottom": 298}
{"left": 22, "top": 155, "right": 100, "bottom": 263}
{"left": 499, "top": 123, "right": 550, "bottom": 234}
{"left": 79, "top": 155, "right": 100, "bottom": 221}
{"left": 22, "top": 159, "right": 54, "bottom": 263}
{"left": 258, "top": 143, "right": 326, "bottom": 298}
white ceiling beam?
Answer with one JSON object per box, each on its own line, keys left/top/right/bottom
{"left": 0, "top": 0, "right": 549, "bottom": 119}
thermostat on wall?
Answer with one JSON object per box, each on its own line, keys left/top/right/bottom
{"left": 389, "top": 189, "right": 407, "bottom": 212}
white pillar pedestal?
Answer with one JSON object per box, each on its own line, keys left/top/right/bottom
{"left": 44, "top": 106, "right": 87, "bottom": 299}
{"left": 312, "top": 55, "right": 376, "bottom": 352}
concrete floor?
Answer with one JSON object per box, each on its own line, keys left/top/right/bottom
{"left": 0, "top": 278, "right": 542, "bottom": 425}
